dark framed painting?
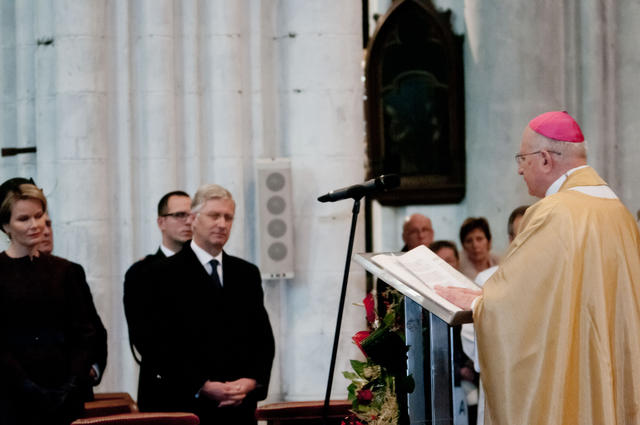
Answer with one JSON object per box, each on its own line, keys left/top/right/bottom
{"left": 365, "top": 0, "right": 465, "bottom": 205}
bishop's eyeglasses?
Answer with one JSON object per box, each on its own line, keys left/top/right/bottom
{"left": 515, "top": 150, "right": 561, "bottom": 164}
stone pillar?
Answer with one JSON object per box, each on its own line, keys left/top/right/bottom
{"left": 49, "top": 0, "right": 116, "bottom": 389}
{"left": 275, "top": 1, "right": 366, "bottom": 400}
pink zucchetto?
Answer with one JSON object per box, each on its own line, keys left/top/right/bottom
{"left": 529, "top": 111, "right": 584, "bottom": 143}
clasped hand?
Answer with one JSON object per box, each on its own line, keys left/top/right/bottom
{"left": 200, "top": 378, "right": 256, "bottom": 407}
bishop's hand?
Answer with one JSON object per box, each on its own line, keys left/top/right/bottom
{"left": 434, "top": 286, "right": 482, "bottom": 311}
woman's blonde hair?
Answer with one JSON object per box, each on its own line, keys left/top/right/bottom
{"left": 0, "top": 183, "right": 47, "bottom": 234}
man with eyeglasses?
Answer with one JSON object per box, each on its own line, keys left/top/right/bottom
{"left": 123, "top": 190, "right": 193, "bottom": 403}
{"left": 401, "top": 213, "right": 434, "bottom": 251}
{"left": 436, "top": 111, "right": 640, "bottom": 425}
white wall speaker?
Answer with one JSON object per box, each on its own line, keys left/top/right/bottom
{"left": 256, "top": 158, "right": 295, "bottom": 279}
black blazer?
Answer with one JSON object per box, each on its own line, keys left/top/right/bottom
{"left": 138, "top": 245, "right": 275, "bottom": 424}
{"left": 78, "top": 261, "right": 108, "bottom": 395}
{"left": 0, "top": 252, "right": 99, "bottom": 424}
{"left": 123, "top": 248, "right": 166, "bottom": 362}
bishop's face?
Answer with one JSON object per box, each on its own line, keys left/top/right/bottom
{"left": 517, "top": 127, "right": 548, "bottom": 198}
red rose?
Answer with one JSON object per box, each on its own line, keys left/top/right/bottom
{"left": 352, "top": 330, "right": 371, "bottom": 356}
{"left": 357, "top": 388, "right": 373, "bottom": 404}
{"left": 363, "top": 293, "right": 376, "bottom": 324}
{"left": 341, "top": 414, "right": 365, "bottom": 425}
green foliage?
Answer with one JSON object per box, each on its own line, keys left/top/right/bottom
{"left": 343, "top": 288, "right": 413, "bottom": 425}
{"left": 351, "top": 359, "right": 367, "bottom": 376}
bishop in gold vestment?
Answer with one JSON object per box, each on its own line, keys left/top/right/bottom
{"left": 438, "top": 111, "right": 640, "bottom": 425}
{"left": 476, "top": 166, "right": 640, "bottom": 424}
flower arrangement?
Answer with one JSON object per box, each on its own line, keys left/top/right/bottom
{"left": 342, "top": 289, "right": 414, "bottom": 425}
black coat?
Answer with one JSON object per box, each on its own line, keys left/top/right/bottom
{"left": 123, "top": 248, "right": 166, "bottom": 363}
{"left": 137, "top": 245, "right": 275, "bottom": 425}
{"left": 81, "top": 265, "right": 108, "bottom": 396}
{"left": 0, "top": 252, "right": 99, "bottom": 425}
{"left": 123, "top": 248, "right": 167, "bottom": 406}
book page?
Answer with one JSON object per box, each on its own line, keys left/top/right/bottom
{"left": 370, "top": 245, "right": 481, "bottom": 316}
{"left": 396, "top": 245, "right": 478, "bottom": 290}
{"left": 368, "top": 253, "right": 426, "bottom": 290}
{"left": 356, "top": 250, "right": 477, "bottom": 324}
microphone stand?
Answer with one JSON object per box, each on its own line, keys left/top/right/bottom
{"left": 323, "top": 198, "right": 361, "bottom": 424}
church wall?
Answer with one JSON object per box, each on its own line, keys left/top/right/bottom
{"left": 616, "top": 1, "right": 640, "bottom": 216}
{"left": 374, "top": 0, "right": 640, "bottom": 256}
{"left": 1, "top": 0, "right": 366, "bottom": 403}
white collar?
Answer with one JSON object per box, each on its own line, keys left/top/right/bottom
{"left": 545, "top": 165, "right": 589, "bottom": 197}
{"left": 190, "top": 240, "right": 223, "bottom": 268}
{"left": 160, "top": 244, "right": 176, "bottom": 257}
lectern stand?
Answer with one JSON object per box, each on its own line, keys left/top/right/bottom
{"left": 355, "top": 253, "right": 473, "bottom": 425}
{"left": 406, "top": 299, "right": 455, "bottom": 424}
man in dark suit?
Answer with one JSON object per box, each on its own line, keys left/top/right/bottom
{"left": 123, "top": 190, "right": 192, "bottom": 401}
{"left": 139, "top": 184, "right": 275, "bottom": 425}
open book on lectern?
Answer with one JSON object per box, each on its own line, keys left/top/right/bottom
{"left": 354, "top": 245, "right": 481, "bottom": 326}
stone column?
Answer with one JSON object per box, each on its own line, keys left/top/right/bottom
{"left": 275, "top": 1, "right": 366, "bottom": 400}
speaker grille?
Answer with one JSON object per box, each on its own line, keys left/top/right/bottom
{"left": 256, "top": 159, "right": 295, "bottom": 279}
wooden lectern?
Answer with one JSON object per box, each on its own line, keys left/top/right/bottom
{"left": 354, "top": 252, "right": 475, "bottom": 425}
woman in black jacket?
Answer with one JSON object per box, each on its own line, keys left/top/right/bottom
{"left": 0, "top": 179, "right": 97, "bottom": 425}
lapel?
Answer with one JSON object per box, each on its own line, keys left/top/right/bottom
{"left": 180, "top": 245, "right": 231, "bottom": 297}
{"left": 221, "top": 251, "right": 234, "bottom": 291}
{"left": 166, "top": 244, "right": 212, "bottom": 292}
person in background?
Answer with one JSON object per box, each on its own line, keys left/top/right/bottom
{"left": 123, "top": 190, "right": 193, "bottom": 403}
{"left": 458, "top": 217, "right": 499, "bottom": 279}
{"left": 377, "top": 213, "right": 436, "bottom": 313}
{"left": 39, "top": 212, "right": 54, "bottom": 254}
{"left": 428, "top": 240, "right": 459, "bottom": 269}
{"left": 471, "top": 206, "right": 528, "bottom": 290}
{"left": 37, "top": 211, "right": 108, "bottom": 399}
{"left": 460, "top": 205, "right": 528, "bottom": 425}
{"left": 401, "top": 213, "right": 434, "bottom": 251}
{"left": 373, "top": 214, "right": 437, "bottom": 303}
{"left": 0, "top": 179, "right": 98, "bottom": 424}
{"left": 507, "top": 205, "right": 528, "bottom": 243}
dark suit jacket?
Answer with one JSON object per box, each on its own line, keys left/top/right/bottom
{"left": 123, "top": 248, "right": 166, "bottom": 362}
{"left": 138, "top": 245, "right": 275, "bottom": 425}
{"left": 77, "top": 261, "right": 108, "bottom": 397}
{"left": 123, "top": 248, "right": 167, "bottom": 406}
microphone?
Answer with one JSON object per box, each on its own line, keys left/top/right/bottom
{"left": 317, "top": 174, "right": 400, "bottom": 203}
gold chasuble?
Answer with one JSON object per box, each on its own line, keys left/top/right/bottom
{"left": 474, "top": 167, "right": 640, "bottom": 425}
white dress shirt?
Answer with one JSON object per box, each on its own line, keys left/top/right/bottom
{"left": 190, "top": 240, "right": 224, "bottom": 286}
